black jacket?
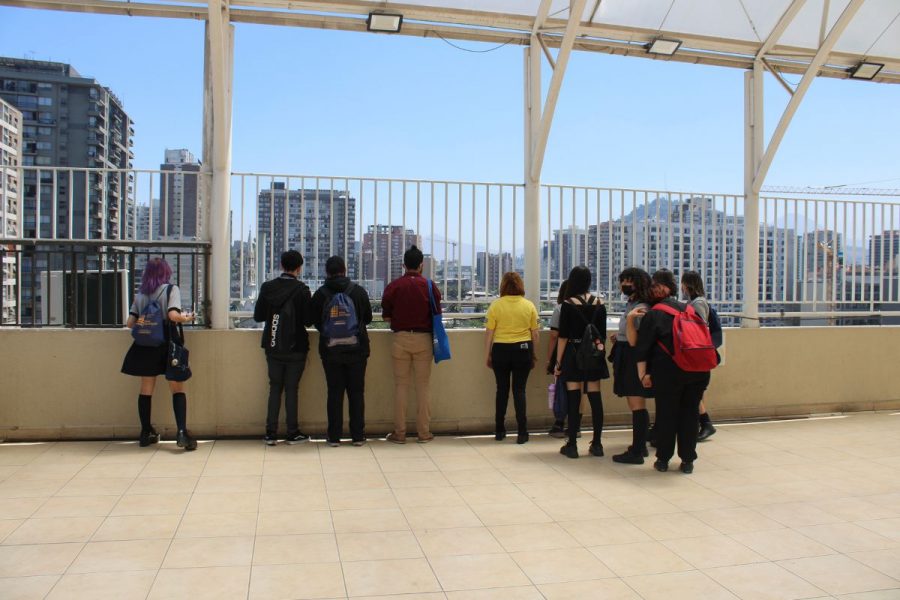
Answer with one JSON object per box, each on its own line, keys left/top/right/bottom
{"left": 310, "top": 276, "right": 373, "bottom": 361}
{"left": 635, "top": 297, "right": 708, "bottom": 383}
{"left": 253, "top": 274, "right": 313, "bottom": 355}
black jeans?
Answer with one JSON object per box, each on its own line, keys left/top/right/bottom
{"left": 323, "top": 358, "right": 367, "bottom": 442}
{"left": 654, "top": 371, "right": 710, "bottom": 463}
{"left": 491, "top": 342, "right": 533, "bottom": 434}
{"left": 266, "top": 353, "right": 306, "bottom": 436}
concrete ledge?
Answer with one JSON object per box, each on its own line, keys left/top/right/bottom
{"left": 1, "top": 327, "right": 898, "bottom": 440}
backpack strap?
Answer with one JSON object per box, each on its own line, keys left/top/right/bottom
{"left": 651, "top": 302, "right": 679, "bottom": 317}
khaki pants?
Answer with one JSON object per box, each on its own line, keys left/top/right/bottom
{"left": 391, "top": 332, "right": 433, "bottom": 438}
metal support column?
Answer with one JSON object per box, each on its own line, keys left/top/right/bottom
{"left": 524, "top": 43, "right": 542, "bottom": 307}
{"left": 742, "top": 63, "right": 764, "bottom": 328}
{"left": 204, "top": 0, "right": 234, "bottom": 329}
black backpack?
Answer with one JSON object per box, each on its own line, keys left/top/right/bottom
{"left": 269, "top": 285, "right": 301, "bottom": 354}
{"left": 572, "top": 296, "right": 605, "bottom": 371}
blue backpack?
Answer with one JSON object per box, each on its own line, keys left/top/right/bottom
{"left": 131, "top": 285, "right": 172, "bottom": 347}
{"left": 322, "top": 283, "right": 360, "bottom": 353}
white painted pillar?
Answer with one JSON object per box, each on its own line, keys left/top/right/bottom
{"left": 742, "top": 63, "right": 763, "bottom": 328}
{"left": 204, "top": 1, "right": 234, "bottom": 329}
{"left": 524, "top": 44, "right": 542, "bottom": 307}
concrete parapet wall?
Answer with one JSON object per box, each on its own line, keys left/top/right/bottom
{"left": 1, "top": 327, "right": 898, "bottom": 440}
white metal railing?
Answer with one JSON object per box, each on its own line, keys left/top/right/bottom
{"left": 3, "top": 166, "right": 900, "bottom": 326}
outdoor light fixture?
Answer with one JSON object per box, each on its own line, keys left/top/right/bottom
{"left": 646, "top": 38, "right": 682, "bottom": 56}
{"left": 367, "top": 12, "right": 403, "bottom": 33}
{"left": 849, "top": 61, "right": 884, "bottom": 80}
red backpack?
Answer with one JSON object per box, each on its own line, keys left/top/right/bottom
{"left": 652, "top": 302, "right": 718, "bottom": 372}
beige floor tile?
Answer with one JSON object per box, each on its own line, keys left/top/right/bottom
{"left": 326, "top": 472, "right": 389, "bottom": 491}
{"left": 0, "top": 574, "right": 60, "bottom": 599}
{"left": 332, "top": 508, "right": 410, "bottom": 533}
{"left": 194, "top": 475, "right": 262, "bottom": 494}
{"left": 73, "top": 463, "right": 145, "bottom": 479}
{"left": 692, "top": 507, "right": 786, "bottom": 535}
{"left": 0, "top": 543, "right": 83, "bottom": 577}
{"left": 56, "top": 478, "right": 134, "bottom": 497}
{"left": 112, "top": 493, "right": 192, "bottom": 516}
{"left": 149, "top": 566, "right": 251, "bottom": 600}
{"left": 394, "top": 486, "right": 466, "bottom": 508}
{"left": 444, "top": 587, "right": 543, "bottom": 599}
{"left": 858, "top": 518, "right": 900, "bottom": 542}
{"left": 252, "top": 533, "right": 340, "bottom": 565}
{"left": 3, "top": 516, "right": 102, "bottom": 545}
{"left": 328, "top": 488, "right": 399, "bottom": 510}
{"left": 33, "top": 495, "right": 119, "bottom": 518}
{"left": 590, "top": 541, "right": 694, "bottom": 577}
{"left": 835, "top": 591, "right": 900, "bottom": 600}
{"left": 778, "top": 555, "right": 900, "bottom": 596}
{"left": 535, "top": 496, "right": 619, "bottom": 521}
{"left": 351, "top": 593, "right": 446, "bottom": 600}
{"left": 259, "top": 489, "right": 328, "bottom": 512}
{"left": 343, "top": 558, "right": 442, "bottom": 596}
{"left": 0, "top": 479, "right": 69, "bottom": 499}
{"left": 663, "top": 535, "right": 768, "bottom": 569}
{"left": 624, "top": 570, "right": 740, "bottom": 600}
{"left": 512, "top": 547, "right": 615, "bottom": 584}
{"left": 456, "top": 484, "right": 529, "bottom": 505}
{"left": 403, "top": 505, "right": 483, "bottom": 530}
{"left": 186, "top": 491, "right": 259, "bottom": 514}
{"left": 415, "top": 526, "right": 505, "bottom": 557}
{"left": 384, "top": 471, "right": 453, "bottom": 489}
{"left": 163, "top": 536, "right": 254, "bottom": 568}
{"left": 489, "top": 522, "right": 581, "bottom": 553}
{"left": 429, "top": 553, "right": 530, "bottom": 591}
{"left": 849, "top": 548, "right": 900, "bottom": 580}
{"left": 504, "top": 468, "right": 569, "bottom": 485}
{"left": 539, "top": 578, "right": 643, "bottom": 600}
{"left": 337, "top": 530, "right": 422, "bottom": 562}
{"left": 176, "top": 512, "right": 257, "bottom": 538}
{"left": 754, "top": 502, "right": 844, "bottom": 527}
{"left": 469, "top": 502, "right": 553, "bottom": 526}
{"left": 378, "top": 458, "right": 439, "bottom": 473}
{"left": 126, "top": 476, "right": 199, "bottom": 495}
{"left": 0, "top": 497, "right": 45, "bottom": 520}
{"left": 69, "top": 539, "right": 169, "bottom": 573}
{"left": 0, "top": 518, "right": 23, "bottom": 542}
{"left": 797, "top": 523, "right": 898, "bottom": 553}
{"left": 705, "top": 562, "right": 828, "bottom": 600}
{"left": 429, "top": 455, "right": 494, "bottom": 472}
{"left": 46, "top": 570, "right": 157, "bottom": 600}
{"left": 813, "top": 497, "right": 900, "bottom": 522}
{"left": 560, "top": 518, "right": 652, "bottom": 547}
{"left": 202, "top": 461, "right": 265, "bottom": 477}
{"left": 256, "top": 510, "right": 333, "bottom": 535}
{"left": 92, "top": 514, "right": 181, "bottom": 541}
{"left": 443, "top": 469, "right": 510, "bottom": 486}
{"left": 249, "top": 563, "right": 345, "bottom": 599}
{"left": 661, "top": 489, "right": 741, "bottom": 512}
{"left": 139, "top": 461, "right": 205, "bottom": 478}
{"left": 260, "top": 474, "right": 326, "bottom": 493}
{"left": 602, "top": 493, "right": 682, "bottom": 518}
{"left": 731, "top": 529, "right": 836, "bottom": 561}
{"left": 630, "top": 513, "right": 721, "bottom": 541}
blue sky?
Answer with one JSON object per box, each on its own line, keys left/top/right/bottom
{"left": 2, "top": 8, "right": 898, "bottom": 196}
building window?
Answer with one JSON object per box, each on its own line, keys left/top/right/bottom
{"left": 17, "top": 96, "right": 38, "bottom": 109}
{"left": 37, "top": 127, "right": 51, "bottom": 136}
{"left": 37, "top": 83, "right": 53, "bottom": 90}
{"left": 35, "top": 156, "right": 52, "bottom": 166}
{"left": 38, "top": 97, "right": 53, "bottom": 106}
{"left": 36, "top": 142, "right": 52, "bottom": 151}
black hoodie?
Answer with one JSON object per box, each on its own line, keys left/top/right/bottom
{"left": 253, "top": 274, "right": 313, "bottom": 355}
{"left": 311, "top": 276, "right": 373, "bottom": 361}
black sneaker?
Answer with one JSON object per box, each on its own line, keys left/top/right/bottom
{"left": 548, "top": 425, "right": 566, "bottom": 439}
{"left": 285, "top": 432, "right": 310, "bottom": 445}
{"left": 680, "top": 461, "right": 694, "bottom": 474}
{"left": 326, "top": 440, "right": 340, "bottom": 448}
{"left": 653, "top": 459, "right": 669, "bottom": 472}
{"left": 139, "top": 427, "right": 159, "bottom": 448}
{"left": 588, "top": 442, "right": 604, "bottom": 457}
{"left": 698, "top": 422, "right": 717, "bottom": 442}
{"left": 176, "top": 429, "right": 197, "bottom": 451}
{"left": 629, "top": 444, "right": 649, "bottom": 457}
{"left": 560, "top": 442, "right": 578, "bottom": 459}
{"left": 612, "top": 450, "right": 645, "bottom": 464}
{"left": 351, "top": 439, "right": 366, "bottom": 447}
{"left": 495, "top": 431, "right": 507, "bottom": 441}
{"left": 263, "top": 433, "right": 277, "bottom": 446}
{"left": 516, "top": 431, "right": 529, "bottom": 444}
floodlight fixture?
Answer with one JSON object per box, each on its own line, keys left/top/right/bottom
{"left": 367, "top": 12, "right": 403, "bottom": 33}
{"left": 646, "top": 38, "right": 682, "bottom": 56}
{"left": 849, "top": 61, "right": 884, "bottom": 80}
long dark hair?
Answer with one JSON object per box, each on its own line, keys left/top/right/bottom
{"left": 556, "top": 279, "right": 569, "bottom": 304}
{"left": 618, "top": 267, "right": 652, "bottom": 304}
{"left": 651, "top": 269, "right": 678, "bottom": 301}
{"left": 565, "top": 266, "right": 592, "bottom": 297}
{"left": 681, "top": 271, "right": 706, "bottom": 300}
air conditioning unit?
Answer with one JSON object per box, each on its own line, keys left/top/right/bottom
{"left": 40, "top": 269, "right": 130, "bottom": 326}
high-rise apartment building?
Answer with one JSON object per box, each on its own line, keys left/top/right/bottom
{"left": 257, "top": 183, "right": 357, "bottom": 283}
{"left": 158, "top": 149, "right": 201, "bottom": 239}
{"left": 1, "top": 98, "right": 22, "bottom": 324}
{"left": 869, "top": 230, "right": 899, "bottom": 271}
{"left": 476, "top": 251, "right": 513, "bottom": 292}
{"left": 361, "top": 225, "right": 420, "bottom": 293}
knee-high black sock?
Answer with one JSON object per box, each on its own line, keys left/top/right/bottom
{"left": 699, "top": 412, "right": 712, "bottom": 425}
{"left": 566, "top": 389, "right": 582, "bottom": 444}
{"left": 172, "top": 393, "right": 187, "bottom": 431}
{"left": 138, "top": 395, "right": 152, "bottom": 431}
{"left": 587, "top": 392, "right": 603, "bottom": 443}
{"left": 633, "top": 408, "right": 650, "bottom": 451}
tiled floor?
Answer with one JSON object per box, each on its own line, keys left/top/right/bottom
{"left": 1, "top": 412, "right": 899, "bottom": 600}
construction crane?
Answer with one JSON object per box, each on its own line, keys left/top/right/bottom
{"left": 761, "top": 185, "right": 900, "bottom": 197}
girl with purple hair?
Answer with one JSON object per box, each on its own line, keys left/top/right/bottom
{"left": 121, "top": 258, "right": 198, "bottom": 451}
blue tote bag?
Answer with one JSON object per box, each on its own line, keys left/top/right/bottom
{"left": 427, "top": 279, "right": 451, "bottom": 363}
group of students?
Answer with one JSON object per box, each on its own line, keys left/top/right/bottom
{"left": 121, "top": 248, "right": 719, "bottom": 472}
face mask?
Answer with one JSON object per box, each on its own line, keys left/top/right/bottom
{"left": 621, "top": 285, "right": 635, "bottom": 296}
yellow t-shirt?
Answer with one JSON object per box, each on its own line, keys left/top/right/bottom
{"left": 486, "top": 295, "right": 539, "bottom": 343}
